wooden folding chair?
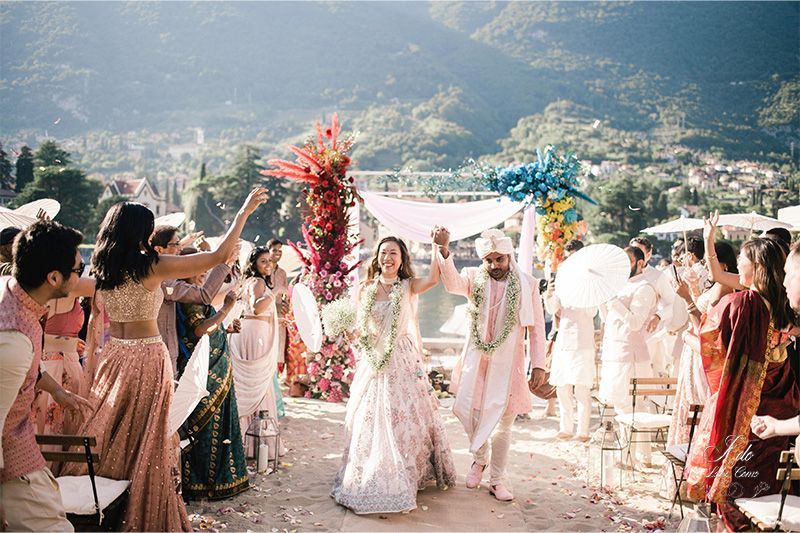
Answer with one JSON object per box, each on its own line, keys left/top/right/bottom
{"left": 36, "top": 435, "right": 130, "bottom": 532}
{"left": 615, "top": 377, "right": 677, "bottom": 474}
{"left": 660, "top": 404, "right": 704, "bottom": 519}
{"left": 735, "top": 448, "right": 800, "bottom": 531}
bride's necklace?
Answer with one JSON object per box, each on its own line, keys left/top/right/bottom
{"left": 359, "top": 277, "right": 403, "bottom": 372}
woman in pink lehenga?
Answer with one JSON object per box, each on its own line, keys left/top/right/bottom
{"left": 332, "top": 237, "right": 456, "bottom": 514}
{"left": 229, "top": 247, "right": 281, "bottom": 454}
{"left": 61, "top": 188, "right": 267, "bottom": 532}
{"left": 33, "top": 289, "right": 93, "bottom": 466}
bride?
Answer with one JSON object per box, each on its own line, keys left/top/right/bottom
{"left": 331, "top": 235, "right": 456, "bottom": 514}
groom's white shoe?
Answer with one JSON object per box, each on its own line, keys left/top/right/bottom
{"left": 489, "top": 483, "right": 514, "bottom": 501}
{"left": 465, "top": 462, "right": 486, "bottom": 489}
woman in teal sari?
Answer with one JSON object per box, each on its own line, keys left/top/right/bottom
{"left": 176, "top": 256, "right": 250, "bottom": 501}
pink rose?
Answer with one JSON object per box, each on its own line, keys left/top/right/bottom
{"left": 327, "top": 387, "right": 343, "bottom": 403}
{"left": 304, "top": 390, "right": 312, "bottom": 399}
{"left": 321, "top": 344, "right": 335, "bottom": 357}
{"left": 318, "top": 378, "right": 331, "bottom": 392}
{"left": 332, "top": 364, "right": 344, "bottom": 379}
{"left": 308, "top": 362, "right": 319, "bottom": 376}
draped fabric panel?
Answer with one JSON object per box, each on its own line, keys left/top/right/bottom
{"left": 517, "top": 206, "right": 535, "bottom": 276}
{"left": 359, "top": 190, "right": 525, "bottom": 243}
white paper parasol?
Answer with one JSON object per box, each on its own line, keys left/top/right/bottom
{"left": 555, "top": 244, "right": 630, "bottom": 309}
{"left": 278, "top": 245, "right": 304, "bottom": 277}
{"left": 168, "top": 335, "right": 210, "bottom": 435}
{"left": 0, "top": 207, "right": 36, "bottom": 229}
{"left": 778, "top": 205, "right": 800, "bottom": 230}
{"left": 14, "top": 198, "right": 61, "bottom": 220}
{"left": 717, "top": 211, "right": 792, "bottom": 232}
{"left": 154, "top": 212, "right": 186, "bottom": 228}
{"left": 439, "top": 303, "right": 469, "bottom": 336}
{"left": 292, "top": 283, "right": 323, "bottom": 353}
{"left": 641, "top": 216, "right": 703, "bottom": 235}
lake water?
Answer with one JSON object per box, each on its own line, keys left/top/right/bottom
{"left": 417, "top": 283, "right": 468, "bottom": 338}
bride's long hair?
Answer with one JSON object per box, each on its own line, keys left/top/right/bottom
{"left": 366, "top": 237, "right": 414, "bottom": 281}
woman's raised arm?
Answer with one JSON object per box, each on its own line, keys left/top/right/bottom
{"left": 149, "top": 187, "right": 267, "bottom": 284}
{"left": 411, "top": 243, "right": 441, "bottom": 295}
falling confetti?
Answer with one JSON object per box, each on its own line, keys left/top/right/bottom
{"left": 254, "top": 235, "right": 260, "bottom": 242}
{"left": 628, "top": 205, "right": 641, "bottom": 211}
{"left": 53, "top": 117, "right": 61, "bottom": 125}
{"left": 592, "top": 120, "right": 601, "bottom": 129}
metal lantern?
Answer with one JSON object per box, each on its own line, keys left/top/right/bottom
{"left": 588, "top": 420, "right": 623, "bottom": 489}
{"left": 245, "top": 410, "right": 281, "bottom": 474}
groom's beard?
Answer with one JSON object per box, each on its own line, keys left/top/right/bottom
{"left": 489, "top": 268, "right": 509, "bottom": 280}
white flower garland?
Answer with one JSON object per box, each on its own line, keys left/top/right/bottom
{"left": 469, "top": 266, "right": 520, "bottom": 355}
{"left": 359, "top": 279, "right": 403, "bottom": 372}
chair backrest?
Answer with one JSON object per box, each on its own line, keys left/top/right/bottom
{"left": 629, "top": 377, "right": 678, "bottom": 411}
{"left": 36, "top": 434, "right": 101, "bottom": 517}
{"left": 774, "top": 447, "right": 799, "bottom": 530}
{"left": 684, "top": 404, "right": 704, "bottom": 456}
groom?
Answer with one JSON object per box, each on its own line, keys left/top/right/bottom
{"left": 433, "top": 227, "right": 547, "bottom": 501}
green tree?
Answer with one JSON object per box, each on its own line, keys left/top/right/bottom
{"left": 185, "top": 162, "right": 226, "bottom": 236}
{"left": 0, "top": 143, "right": 12, "bottom": 190}
{"left": 33, "top": 140, "right": 71, "bottom": 167}
{"left": 14, "top": 146, "right": 34, "bottom": 192}
{"left": 85, "top": 194, "right": 127, "bottom": 241}
{"left": 211, "top": 145, "right": 302, "bottom": 242}
{"left": 585, "top": 174, "right": 648, "bottom": 241}
{"left": 15, "top": 166, "right": 103, "bottom": 233}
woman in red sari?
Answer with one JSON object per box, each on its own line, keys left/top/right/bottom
{"left": 686, "top": 234, "right": 800, "bottom": 531}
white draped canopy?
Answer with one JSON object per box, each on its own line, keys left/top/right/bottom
{"left": 358, "top": 190, "right": 525, "bottom": 243}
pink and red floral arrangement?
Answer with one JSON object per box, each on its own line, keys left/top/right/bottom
{"left": 263, "top": 114, "right": 359, "bottom": 401}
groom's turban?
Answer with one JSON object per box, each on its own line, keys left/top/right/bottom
{"left": 475, "top": 229, "right": 514, "bottom": 259}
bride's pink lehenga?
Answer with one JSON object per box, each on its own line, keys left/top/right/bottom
{"left": 332, "top": 279, "right": 456, "bottom": 514}
{"left": 61, "top": 281, "right": 192, "bottom": 532}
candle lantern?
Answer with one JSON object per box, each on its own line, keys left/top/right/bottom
{"left": 588, "top": 420, "right": 623, "bottom": 489}
{"left": 245, "top": 410, "right": 280, "bottom": 474}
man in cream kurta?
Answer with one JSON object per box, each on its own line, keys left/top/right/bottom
{"left": 433, "top": 227, "right": 546, "bottom": 502}
{"left": 598, "top": 246, "right": 658, "bottom": 466}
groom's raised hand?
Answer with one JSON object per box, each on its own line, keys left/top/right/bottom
{"left": 431, "top": 226, "right": 450, "bottom": 259}
{"left": 431, "top": 226, "right": 450, "bottom": 246}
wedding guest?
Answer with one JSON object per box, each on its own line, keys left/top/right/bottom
{"left": 0, "top": 227, "right": 21, "bottom": 276}
{"left": 762, "top": 226, "right": 792, "bottom": 253}
{"left": 598, "top": 246, "right": 657, "bottom": 467}
{"left": 332, "top": 235, "right": 456, "bottom": 513}
{"left": 229, "top": 246, "right": 282, "bottom": 453}
{"left": 435, "top": 227, "right": 547, "bottom": 501}
{"left": 267, "top": 238, "right": 290, "bottom": 366}
{"left": 175, "top": 248, "right": 249, "bottom": 500}
{"left": 34, "top": 275, "right": 96, "bottom": 462}
{"left": 544, "top": 239, "right": 595, "bottom": 442}
{"left": 1, "top": 220, "right": 92, "bottom": 531}
{"left": 686, "top": 236, "right": 800, "bottom": 531}
{"left": 663, "top": 241, "right": 737, "bottom": 497}
{"left": 630, "top": 236, "right": 680, "bottom": 377}
{"left": 61, "top": 188, "right": 267, "bottom": 532}
{"left": 266, "top": 239, "right": 289, "bottom": 412}
{"left": 152, "top": 225, "right": 235, "bottom": 373}
{"left": 284, "top": 279, "right": 309, "bottom": 397}
{"left": 750, "top": 240, "right": 800, "bottom": 444}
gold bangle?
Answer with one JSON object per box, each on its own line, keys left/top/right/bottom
{"left": 706, "top": 254, "right": 717, "bottom": 261}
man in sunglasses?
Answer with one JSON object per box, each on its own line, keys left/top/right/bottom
{"left": 0, "top": 220, "right": 93, "bottom": 531}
